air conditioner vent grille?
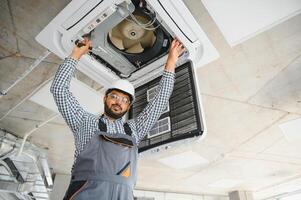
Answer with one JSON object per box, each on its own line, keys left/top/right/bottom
{"left": 129, "top": 61, "right": 204, "bottom": 153}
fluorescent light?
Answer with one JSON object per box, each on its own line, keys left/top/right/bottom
{"left": 30, "top": 79, "right": 103, "bottom": 115}
{"left": 201, "top": 0, "right": 301, "bottom": 46}
{"left": 282, "top": 193, "right": 301, "bottom": 200}
{"left": 208, "top": 179, "right": 243, "bottom": 188}
{"left": 279, "top": 118, "right": 301, "bottom": 142}
{"left": 158, "top": 151, "right": 209, "bottom": 169}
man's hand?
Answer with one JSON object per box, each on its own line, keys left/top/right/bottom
{"left": 70, "top": 38, "right": 92, "bottom": 60}
{"left": 165, "top": 38, "right": 186, "bottom": 73}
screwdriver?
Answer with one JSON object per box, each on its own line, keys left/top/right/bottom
{"left": 75, "top": 39, "right": 93, "bottom": 50}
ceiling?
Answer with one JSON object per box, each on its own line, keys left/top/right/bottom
{"left": 1, "top": 0, "right": 301, "bottom": 199}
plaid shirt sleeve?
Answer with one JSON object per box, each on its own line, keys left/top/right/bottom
{"left": 50, "top": 57, "right": 87, "bottom": 132}
{"left": 131, "top": 71, "right": 175, "bottom": 143}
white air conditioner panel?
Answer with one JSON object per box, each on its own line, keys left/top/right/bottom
{"left": 36, "top": 0, "right": 219, "bottom": 86}
{"left": 151, "top": 0, "right": 198, "bottom": 42}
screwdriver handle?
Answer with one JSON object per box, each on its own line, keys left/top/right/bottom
{"left": 75, "top": 39, "right": 92, "bottom": 50}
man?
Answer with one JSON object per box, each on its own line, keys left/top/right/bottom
{"left": 50, "top": 38, "right": 185, "bottom": 200}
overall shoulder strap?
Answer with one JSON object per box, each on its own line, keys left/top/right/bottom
{"left": 99, "top": 117, "right": 132, "bottom": 136}
{"left": 98, "top": 118, "right": 107, "bottom": 132}
{"left": 123, "top": 123, "right": 132, "bottom": 136}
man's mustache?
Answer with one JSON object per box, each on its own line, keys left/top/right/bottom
{"left": 111, "top": 104, "right": 121, "bottom": 110}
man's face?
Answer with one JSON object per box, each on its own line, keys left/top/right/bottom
{"left": 103, "top": 90, "right": 131, "bottom": 119}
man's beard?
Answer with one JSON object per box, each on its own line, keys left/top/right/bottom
{"left": 104, "top": 101, "right": 127, "bottom": 119}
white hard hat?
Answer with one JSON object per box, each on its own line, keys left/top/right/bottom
{"left": 106, "top": 79, "right": 135, "bottom": 102}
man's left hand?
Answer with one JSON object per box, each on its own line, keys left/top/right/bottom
{"left": 165, "top": 38, "right": 186, "bottom": 73}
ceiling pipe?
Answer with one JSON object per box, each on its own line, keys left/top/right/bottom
{"left": 0, "top": 76, "right": 54, "bottom": 122}
{"left": 0, "top": 129, "right": 52, "bottom": 199}
{"left": 0, "top": 50, "right": 51, "bottom": 97}
{"left": 37, "top": 156, "right": 53, "bottom": 187}
{"left": 17, "top": 114, "right": 58, "bottom": 157}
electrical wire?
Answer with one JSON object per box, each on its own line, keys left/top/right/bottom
{"left": 127, "top": 10, "right": 157, "bottom": 26}
{"left": 116, "top": 4, "right": 161, "bottom": 31}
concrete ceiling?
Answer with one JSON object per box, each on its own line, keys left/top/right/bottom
{"left": 1, "top": 0, "right": 301, "bottom": 199}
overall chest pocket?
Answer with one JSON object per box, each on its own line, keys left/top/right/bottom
{"left": 98, "top": 135, "right": 134, "bottom": 176}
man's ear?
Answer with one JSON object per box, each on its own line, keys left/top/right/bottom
{"left": 103, "top": 95, "right": 106, "bottom": 103}
{"left": 126, "top": 104, "right": 131, "bottom": 112}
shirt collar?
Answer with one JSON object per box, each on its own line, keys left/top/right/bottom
{"left": 101, "top": 114, "right": 123, "bottom": 123}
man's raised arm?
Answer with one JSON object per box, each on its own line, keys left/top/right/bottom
{"left": 50, "top": 39, "right": 92, "bottom": 132}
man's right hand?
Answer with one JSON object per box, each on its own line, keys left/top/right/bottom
{"left": 70, "top": 38, "right": 92, "bottom": 60}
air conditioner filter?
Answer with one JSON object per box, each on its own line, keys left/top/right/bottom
{"left": 129, "top": 62, "right": 204, "bottom": 153}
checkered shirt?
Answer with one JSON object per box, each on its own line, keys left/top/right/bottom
{"left": 50, "top": 58, "right": 175, "bottom": 169}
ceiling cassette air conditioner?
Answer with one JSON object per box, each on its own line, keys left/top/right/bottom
{"left": 36, "top": 0, "right": 218, "bottom": 153}
{"left": 36, "top": 0, "right": 218, "bottom": 87}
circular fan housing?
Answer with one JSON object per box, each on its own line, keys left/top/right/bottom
{"left": 108, "top": 14, "right": 156, "bottom": 54}
{"left": 107, "top": 10, "right": 171, "bottom": 68}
